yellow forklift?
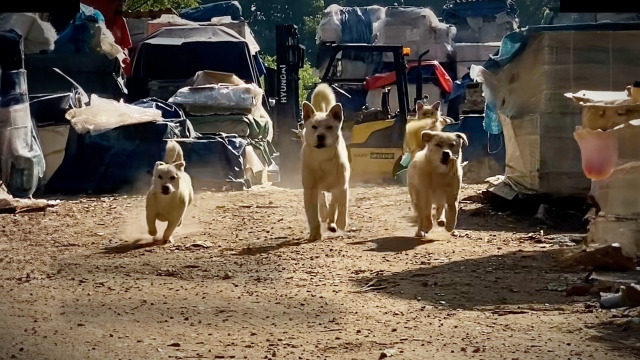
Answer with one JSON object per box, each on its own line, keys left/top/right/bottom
{"left": 314, "top": 44, "right": 444, "bottom": 183}
{"left": 312, "top": 43, "right": 409, "bottom": 183}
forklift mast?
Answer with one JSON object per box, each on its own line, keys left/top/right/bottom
{"left": 271, "top": 24, "right": 305, "bottom": 186}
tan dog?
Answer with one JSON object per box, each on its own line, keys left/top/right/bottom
{"left": 301, "top": 83, "right": 350, "bottom": 241}
{"left": 146, "top": 140, "right": 194, "bottom": 244}
{"left": 408, "top": 130, "right": 468, "bottom": 236}
{"left": 403, "top": 101, "right": 454, "bottom": 158}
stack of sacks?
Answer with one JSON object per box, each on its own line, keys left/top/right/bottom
{"left": 316, "top": 4, "right": 386, "bottom": 44}
{"left": 168, "top": 70, "right": 273, "bottom": 142}
{"left": 374, "top": 7, "right": 456, "bottom": 63}
{"left": 470, "top": 26, "right": 640, "bottom": 196}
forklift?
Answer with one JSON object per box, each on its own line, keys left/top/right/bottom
{"left": 265, "top": 26, "right": 452, "bottom": 185}
{"left": 315, "top": 43, "right": 411, "bottom": 183}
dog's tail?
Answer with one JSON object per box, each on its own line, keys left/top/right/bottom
{"left": 403, "top": 119, "right": 429, "bottom": 155}
{"left": 164, "top": 140, "right": 185, "bottom": 164}
{"left": 310, "top": 83, "right": 336, "bottom": 113}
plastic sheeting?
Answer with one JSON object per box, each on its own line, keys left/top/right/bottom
{"left": 1, "top": 69, "right": 46, "bottom": 198}
{"left": 339, "top": 7, "right": 374, "bottom": 44}
{"left": 316, "top": 5, "right": 385, "bottom": 44}
{"left": 470, "top": 22, "right": 640, "bottom": 196}
{"left": 44, "top": 119, "right": 248, "bottom": 195}
{"left": 442, "top": 0, "right": 519, "bottom": 23}
{"left": 374, "top": 7, "right": 456, "bottom": 63}
{"left": 0, "top": 13, "right": 57, "bottom": 55}
{"left": 443, "top": 0, "right": 518, "bottom": 43}
{"left": 180, "top": 1, "right": 244, "bottom": 22}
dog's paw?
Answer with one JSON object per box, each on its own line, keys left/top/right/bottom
{"left": 148, "top": 229, "right": 158, "bottom": 237}
{"left": 162, "top": 237, "right": 175, "bottom": 245}
{"left": 414, "top": 230, "right": 426, "bottom": 238}
{"left": 307, "top": 232, "right": 322, "bottom": 242}
{"left": 327, "top": 223, "right": 338, "bottom": 233}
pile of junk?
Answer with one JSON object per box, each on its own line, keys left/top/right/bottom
{"left": 0, "top": 1, "right": 277, "bottom": 200}
{"left": 313, "top": 0, "right": 517, "bottom": 183}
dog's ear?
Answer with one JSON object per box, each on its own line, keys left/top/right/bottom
{"left": 328, "top": 103, "right": 344, "bottom": 124}
{"left": 431, "top": 101, "right": 441, "bottom": 112}
{"left": 173, "top": 161, "right": 186, "bottom": 172}
{"left": 456, "top": 132, "right": 469, "bottom": 147}
{"left": 421, "top": 130, "right": 436, "bottom": 145}
{"left": 302, "top": 101, "right": 315, "bottom": 123}
{"left": 154, "top": 161, "right": 165, "bottom": 169}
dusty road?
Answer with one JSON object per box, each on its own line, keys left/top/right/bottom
{"left": 0, "top": 184, "right": 638, "bottom": 360}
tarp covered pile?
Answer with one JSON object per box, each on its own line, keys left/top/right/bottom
{"left": 471, "top": 22, "right": 640, "bottom": 197}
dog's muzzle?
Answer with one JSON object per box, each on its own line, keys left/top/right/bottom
{"left": 161, "top": 185, "right": 172, "bottom": 195}
{"left": 440, "top": 150, "right": 452, "bottom": 165}
{"left": 315, "top": 134, "right": 326, "bottom": 148}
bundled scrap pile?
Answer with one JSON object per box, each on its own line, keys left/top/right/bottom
{"left": 442, "top": 0, "right": 518, "bottom": 43}
{"left": 168, "top": 71, "right": 276, "bottom": 185}
{"left": 567, "top": 86, "right": 640, "bottom": 257}
{"left": 316, "top": 5, "right": 456, "bottom": 74}
{"left": 471, "top": 23, "right": 640, "bottom": 197}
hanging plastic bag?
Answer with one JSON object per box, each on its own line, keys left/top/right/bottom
{"left": 0, "top": 69, "right": 46, "bottom": 198}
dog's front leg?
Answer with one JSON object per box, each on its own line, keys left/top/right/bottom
{"left": 421, "top": 195, "right": 434, "bottom": 235}
{"left": 162, "top": 219, "right": 180, "bottom": 244}
{"left": 319, "top": 191, "right": 329, "bottom": 223}
{"left": 304, "top": 187, "right": 322, "bottom": 241}
{"left": 410, "top": 186, "right": 425, "bottom": 237}
{"left": 435, "top": 204, "right": 446, "bottom": 227}
{"left": 444, "top": 199, "right": 459, "bottom": 233}
{"left": 335, "top": 187, "right": 348, "bottom": 231}
{"left": 146, "top": 201, "right": 158, "bottom": 238}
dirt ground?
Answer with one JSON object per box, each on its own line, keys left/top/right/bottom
{"left": 1, "top": 183, "right": 639, "bottom": 360}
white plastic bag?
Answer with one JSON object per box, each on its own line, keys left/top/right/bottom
{"left": 65, "top": 94, "right": 163, "bottom": 135}
{"left": 168, "top": 83, "right": 264, "bottom": 115}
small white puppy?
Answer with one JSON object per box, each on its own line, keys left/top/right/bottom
{"left": 301, "top": 83, "right": 350, "bottom": 241}
{"left": 146, "top": 140, "right": 194, "bottom": 244}
{"left": 408, "top": 130, "right": 468, "bottom": 236}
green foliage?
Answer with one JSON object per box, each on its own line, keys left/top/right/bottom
{"left": 299, "top": 59, "right": 321, "bottom": 103}
{"left": 124, "top": 0, "right": 200, "bottom": 11}
{"left": 260, "top": 54, "right": 319, "bottom": 105}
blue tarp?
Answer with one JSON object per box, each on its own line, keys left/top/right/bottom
{"left": 178, "top": 134, "right": 247, "bottom": 186}
{"left": 180, "top": 1, "right": 243, "bottom": 22}
{"left": 442, "top": 0, "right": 518, "bottom": 24}
{"left": 54, "top": 3, "right": 105, "bottom": 55}
{"left": 478, "top": 22, "right": 640, "bottom": 134}
{"left": 339, "top": 7, "right": 374, "bottom": 44}
{"left": 44, "top": 119, "right": 249, "bottom": 195}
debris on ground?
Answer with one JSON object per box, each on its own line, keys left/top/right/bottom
{"left": 560, "top": 243, "right": 637, "bottom": 272}
{"left": 379, "top": 349, "right": 398, "bottom": 359}
{"left": 0, "top": 184, "right": 62, "bottom": 213}
{"left": 600, "top": 284, "right": 640, "bottom": 309}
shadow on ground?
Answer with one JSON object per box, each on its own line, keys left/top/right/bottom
{"left": 351, "top": 247, "right": 587, "bottom": 310}
{"left": 232, "top": 236, "right": 313, "bottom": 256}
{"left": 348, "top": 236, "right": 438, "bottom": 253}
{"left": 100, "top": 237, "right": 169, "bottom": 254}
